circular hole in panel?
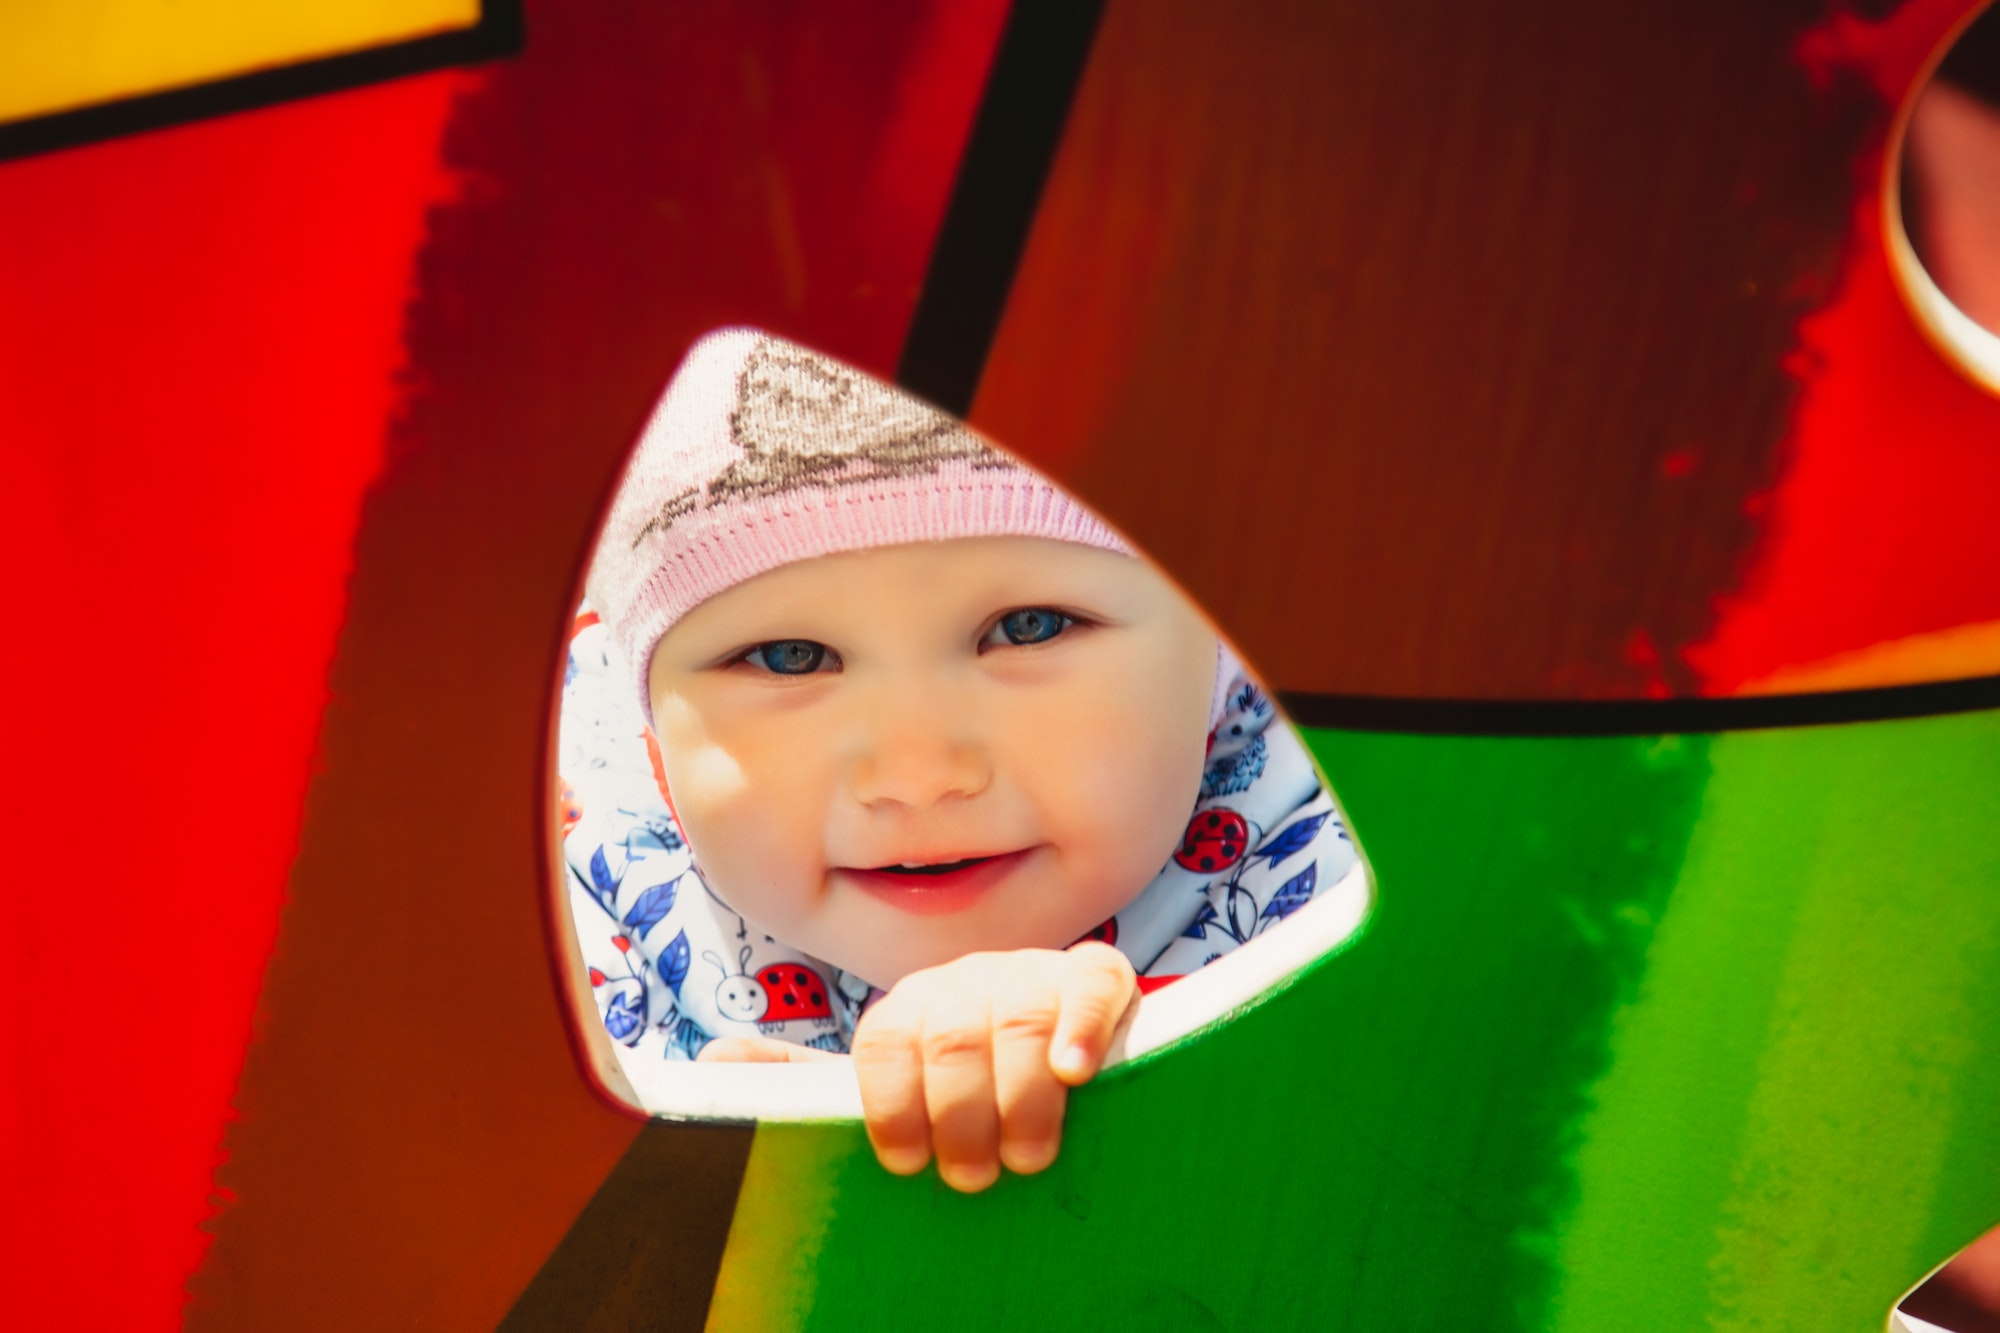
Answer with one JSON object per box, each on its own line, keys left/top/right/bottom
{"left": 1892, "top": 0, "right": 2000, "bottom": 393}
{"left": 547, "top": 329, "right": 1372, "bottom": 1122}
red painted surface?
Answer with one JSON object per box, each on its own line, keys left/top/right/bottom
{"left": 1, "top": 0, "right": 1017, "bottom": 1316}
{"left": 1691, "top": 0, "right": 2000, "bottom": 691}
{"left": 0, "top": 74, "right": 467, "bottom": 1327}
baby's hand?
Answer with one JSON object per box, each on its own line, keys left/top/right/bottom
{"left": 849, "top": 942, "right": 1138, "bottom": 1193}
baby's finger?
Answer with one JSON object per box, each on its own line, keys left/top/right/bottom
{"left": 1049, "top": 942, "right": 1139, "bottom": 1086}
{"left": 851, "top": 997, "right": 934, "bottom": 1176}
{"left": 990, "top": 988, "right": 1067, "bottom": 1176}
{"left": 919, "top": 988, "right": 1002, "bottom": 1193}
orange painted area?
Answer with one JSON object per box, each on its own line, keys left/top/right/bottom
{"left": 0, "top": 72, "right": 470, "bottom": 1327}
{"left": 1737, "top": 619, "right": 2000, "bottom": 694}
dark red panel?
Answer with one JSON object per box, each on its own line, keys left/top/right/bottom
{"left": 969, "top": 0, "right": 2000, "bottom": 700}
{"left": 189, "top": 1, "right": 1010, "bottom": 1326}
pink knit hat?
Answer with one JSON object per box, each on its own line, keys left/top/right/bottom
{"left": 586, "top": 329, "right": 1132, "bottom": 724}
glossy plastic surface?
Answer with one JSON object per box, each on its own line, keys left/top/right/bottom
{"left": 710, "top": 718, "right": 2000, "bottom": 1329}
{"left": 2, "top": 0, "right": 1996, "bottom": 1327}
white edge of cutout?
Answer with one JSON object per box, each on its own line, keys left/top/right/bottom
{"left": 616, "top": 860, "right": 1373, "bottom": 1124}
{"left": 1888, "top": 204, "right": 2000, "bottom": 395}
{"left": 1889, "top": 1313, "right": 1952, "bottom": 1333}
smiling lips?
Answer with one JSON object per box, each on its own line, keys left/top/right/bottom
{"left": 842, "top": 848, "right": 1034, "bottom": 915}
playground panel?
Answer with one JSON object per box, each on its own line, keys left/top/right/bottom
{"left": 0, "top": 0, "right": 1995, "bottom": 1326}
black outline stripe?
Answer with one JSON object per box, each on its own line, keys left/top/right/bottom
{"left": 0, "top": 0, "right": 523, "bottom": 164}
{"left": 894, "top": 0, "right": 1108, "bottom": 416}
{"left": 508, "top": 13, "right": 1111, "bottom": 1323}
{"left": 1279, "top": 671, "right": 2000, "bottom": 736}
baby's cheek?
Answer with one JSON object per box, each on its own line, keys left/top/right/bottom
{"left": 651, "top": 695, "right": 751, "bottom": 810}
{"left": 1110, "top": 702, "right": 1212, "bottom": 862}
{"left": 680, "top": 755, "right": 831, "bottom": 914}
{"left": 672, "top": 738, "right": 749, "bottom": 804}
{"left": 1042, "top": 717, "right": 1200, "bottom": 878}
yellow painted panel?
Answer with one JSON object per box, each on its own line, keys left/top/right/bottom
{"left": 0, "top": 0, "right": 482, "bottom": 125}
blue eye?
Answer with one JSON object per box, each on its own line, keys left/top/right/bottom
{"left": 748, "top": 640, "right": 828, "bottom": 674}
{"left": 991, "top": 608, "right": 1072, "bottom": 647}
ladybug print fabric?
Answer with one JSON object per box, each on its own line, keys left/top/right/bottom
{"left": 759, "top": 963, "right": 835, "bottom": 1022}
{"left": 559, "top": 611, "right": 1357, "bottom": 1071}
{"left": 1175, "top": 807, "right": 1250, "bottom": 874}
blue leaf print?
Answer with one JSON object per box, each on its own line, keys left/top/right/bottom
{"left": 1260, "top": 863, "right": 1318, "bottom": 923}
{"left": 1254, "top": 811, "right": 1330, "bottom": 868}
{"left": 1226, "top": 884, "right": 1258, "bottom": 944}
{"left": 604, "top": 991, "right": 643, "bottom": 1045}
{"left": 669, "top": 1015, "right": 712, "bottom": 1060}
{"left": 1181, "top": 901, "right": 1220, "bottom": 940}
{"left": 589, "top": 846, "right": 621, "bottom": 906}
{"left": 659, "top": 928, "right": 691, "bottom": 998}
{"left": 621, "top": 876, "right": 680, "bottom": 940}
{"left": 625, "top": 815, "right": 684, "bottom": 857}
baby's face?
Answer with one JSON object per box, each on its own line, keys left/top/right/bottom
{"left": 648, "top": 536, "right": 1217, "bottom": 987}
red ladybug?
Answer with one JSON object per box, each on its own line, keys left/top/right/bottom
{"left": 1071, "top": 918, "right": 1119, "bottom": 948}
{"left": 1174, "top": 807, "right": 1249, "bottom": 874}
{"left": 757, "top": 963, "right": 833, "bottom": 1022}
{"left": 557, "top": 781, "right": 583, "bottom": 837}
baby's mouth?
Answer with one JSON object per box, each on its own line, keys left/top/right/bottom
{"left": 869, "top": 856, "right": 993, "bottom": 877}
{"left": 842, "top": 848, "right": 1035, "bottom": 915}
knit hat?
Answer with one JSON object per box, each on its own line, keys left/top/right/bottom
{"left": 586, "top": 329, "right": 1133, "bottom": 725}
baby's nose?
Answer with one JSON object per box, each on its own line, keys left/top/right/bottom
{"left": 846, "top": 701, "right": 991, "bottom": 809}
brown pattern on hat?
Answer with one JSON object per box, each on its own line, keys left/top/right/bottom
{"left": 624, "top": 342, "right": 1016, "bottom": 548}
{"left": 629, "top": 487, "right": 700, "bottom": 549}
{"left": 630, "top": 339, "right": 1009, "bottom": 548}
{"left": 714, "top": 339, "right": 1008, "bottom": 500}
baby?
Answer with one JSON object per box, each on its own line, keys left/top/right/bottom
{"left": 562, "top": 330, "right": 1355, "bottom": 1191}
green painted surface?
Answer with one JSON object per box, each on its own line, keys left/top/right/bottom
{"left": 1548, "top": 715, "right": 2000, "bottom": 1330}
{"left": 706, "top": 1124, "right": 845, "bottom": 1329}
{"left": 705, "top": 713, "right": 2000, "bottom": 1331}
